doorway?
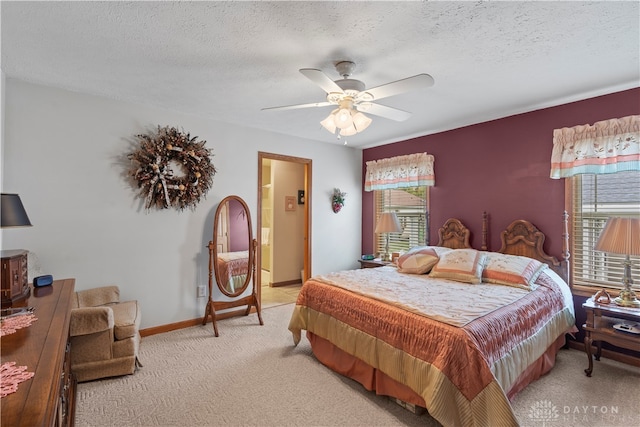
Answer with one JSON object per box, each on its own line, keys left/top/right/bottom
{"left": 257, "top": 152, "right": 311, "bottom": 303}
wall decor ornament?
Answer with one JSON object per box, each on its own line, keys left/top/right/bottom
{"left": 332, "top": 188, "right": 346, "bottom": 213}
{"left": 128, "top": 126, "right": 216, "bottom": 211}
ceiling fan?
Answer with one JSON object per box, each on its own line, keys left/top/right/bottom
{"left": 262, "top": 61, "right": 435, "bottom": 138}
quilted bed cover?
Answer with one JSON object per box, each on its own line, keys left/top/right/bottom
{"left": 288, "top": 266, "right": 575, "bottom": 427}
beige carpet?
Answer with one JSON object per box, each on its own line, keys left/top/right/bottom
{"left": 76, "top": 303, "right": 639, "bottom": 427}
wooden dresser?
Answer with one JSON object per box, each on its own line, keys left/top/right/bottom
{"left": 1, "top": 278, "right": 76, "bottom": 427}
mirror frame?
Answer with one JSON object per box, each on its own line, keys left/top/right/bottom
{"left": 203, "top": 195, "right": 263, "bottom": 337}
{"left": 212, "top": 195, "right": 254, "bottom": 297}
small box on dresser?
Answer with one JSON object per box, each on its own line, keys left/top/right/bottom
{"left": 1, "top": 250, "right": 30, "bottom": 308}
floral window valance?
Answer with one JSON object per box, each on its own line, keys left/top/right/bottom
{"left": 550, "top": 115, "right": 640, "bottom": 179}
{"left": 364, "top": 152, "right": 435, "bottom": 191}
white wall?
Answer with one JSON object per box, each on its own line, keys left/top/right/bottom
{"left": 1, "top": 79, "right": 363, "bottom": 329}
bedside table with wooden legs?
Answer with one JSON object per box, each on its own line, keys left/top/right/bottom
{"left": 358, "top": 259, "right": 391, "bottom": 269}
{"left": 582, "top": 298, "right": 640, "bottom": 377}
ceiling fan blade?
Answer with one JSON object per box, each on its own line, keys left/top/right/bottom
{"left": 357, "top": 103, "right": 412, "bottom": 121}
{"left": 300, "top": 68, "right": 345, "bottom": 94}
{"left": 262, "top": 101, "right": 332, "bottom": 112}
{"left": 363, "top": 74, "right": 434, "bottom": 101}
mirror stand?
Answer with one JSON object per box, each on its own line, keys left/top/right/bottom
{"left": 202, "top": 195, "right": 263, "bottom": 337}
{"left": 202, "top": 239, "right": 263, "bottom": 337}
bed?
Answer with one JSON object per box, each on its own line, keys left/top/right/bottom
{"left": 216, "top": 250, "right": 249, "bottom": 293}
{"left": 288, "top": 215, "right": 576, "bottom": 427}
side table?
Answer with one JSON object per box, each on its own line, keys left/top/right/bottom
{"left": 582, "top": 297, "right": 640, "bottom": 377}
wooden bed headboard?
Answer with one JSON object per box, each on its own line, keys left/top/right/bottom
{"left": 437, "top": 218, "right": 472, "bottom": 249}
{"left": 436, "top": 212, "right": 570, "bottom": 283}
{"left": 498, "top": 212, "right": 570, "bottom": 283}
{"left": 437, "top": 212, "right": 489, "bottom": 250}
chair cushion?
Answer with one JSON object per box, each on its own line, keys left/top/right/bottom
{"left": 110, "top": 300, "right": 141, "bottom": 341}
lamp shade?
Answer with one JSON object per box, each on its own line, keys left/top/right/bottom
{"left": 375, "top": 212, "right": 402, "bottom": 234}
{"left": 321, "top": 108, "right": 372, "bottom": 137}
{"left": 320, "top": 111, "right": 338, "bottom": 134}
{"left": 339, "top": 125, "right": 358, "bottom": 137}
{"left": 334, "top": 108, "right": 353, "bottom": 129}
{"left": 352, "top": 111, "right": 372, "bottom": 132}
{"left": 1, "top": 193, "right": 32, "bottom": 228}
{"left": 595, "top": 217, "right": 640, "bottom": 256}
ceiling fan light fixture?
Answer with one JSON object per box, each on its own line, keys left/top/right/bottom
{"left": 321, "top": 108, "right": 372, "bottom": 137}
{"left": 339, "top": 125, "right": 358, "bottom": 137}
{"left": 320, "top": 113, "right": 337, "bottom": 133}
{"left": 335, "top": 108, "right": 353, "bottom": 129}
{"left": 352, "top": 111, "right": 372, "bottom": 132}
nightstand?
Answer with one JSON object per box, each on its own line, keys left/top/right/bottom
{"left": 358, "top": 259, "right": 390, "bottom": 269}
{"left": 582, "top": 297, "right": 640, "bottom": 377}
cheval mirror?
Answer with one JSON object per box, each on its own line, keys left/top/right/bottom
{"left": 202, "top": 195, "right": 263, "bottom": 336}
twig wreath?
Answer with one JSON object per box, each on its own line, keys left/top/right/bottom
{"left": 128, "top": 125, "right": 216, "bottom": 211}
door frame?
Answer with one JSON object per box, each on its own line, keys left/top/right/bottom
{"left": 257, "top": 151, "right": 312, "bottom": 291}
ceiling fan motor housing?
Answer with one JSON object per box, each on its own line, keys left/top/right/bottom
{"left": 335, "top": 78, "right": 365, "bottom": 93}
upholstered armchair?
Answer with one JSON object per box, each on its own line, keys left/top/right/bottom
{"left": 69, "top": 285, "right": 141, "bottom": 382}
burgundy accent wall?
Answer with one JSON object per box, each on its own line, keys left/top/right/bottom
{"left": 362, "top": 88, "right": 640, "bottom": 259}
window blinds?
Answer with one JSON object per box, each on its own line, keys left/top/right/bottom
{"left": 374, "top": 187, "right": 428, "bottom": 256}
{"left": 571, "top": 171, "right": 640, "bottom": 288}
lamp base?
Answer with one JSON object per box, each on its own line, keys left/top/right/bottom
{"left": 380, "top": 252, "right": 392, "bottom": 262}
{"left": 614, "top": 288, "right": 640, "bottom": 308}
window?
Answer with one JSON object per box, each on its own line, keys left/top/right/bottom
{"left": 374, "top": 187, "right": 428, "bottom": 255}
{"left": 570, "top": 171, "right": 640, "bottom": 289}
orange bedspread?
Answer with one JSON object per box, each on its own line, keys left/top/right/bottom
{"left": 288, "top": 269, "right": 575, "bottom": 427}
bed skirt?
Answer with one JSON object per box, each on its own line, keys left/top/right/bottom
{"left": 307, "top": 330, "right": 568, "bottom": 415}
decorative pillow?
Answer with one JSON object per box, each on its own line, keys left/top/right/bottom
{"left": 429, "top": 249, "right": 486, "bottom": 284}
{"left": 397, "top": 246, "right": 452, "bottom": 274}
{"left": 482, "top": 252, "right": 548, "bottom": 290}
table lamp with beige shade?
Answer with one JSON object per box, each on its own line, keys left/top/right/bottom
{"left": 375, "top": 212, "right": 402, "bottom": 262}
{"left": 595, "top": 217, "right": 640, "bottom": 308}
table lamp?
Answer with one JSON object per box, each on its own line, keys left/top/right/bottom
{"left": 375, "top": 212, "right": 402, "bottom": 262}
{"left": 595, "top": 217, "right": 640, "bottom": 308}
{"left": 1, "top": 193, "right": 32, "bottom": 228}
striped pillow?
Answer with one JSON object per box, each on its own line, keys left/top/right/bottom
{"left": 482, "top": 252, "right": 547, "bottom": 290}
{"left": 429, "top": 249, "right": 486, "bottom": 284}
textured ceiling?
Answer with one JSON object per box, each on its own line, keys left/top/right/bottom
{"left": 2, "top": 1, "right": 638, "bottom": 148}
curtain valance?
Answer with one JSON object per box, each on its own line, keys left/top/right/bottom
{"left": 550, "top": 115, "right": 640, "bottom": 179}
{"left": 364, "top": 152, "right": 434, "bottom": 191}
